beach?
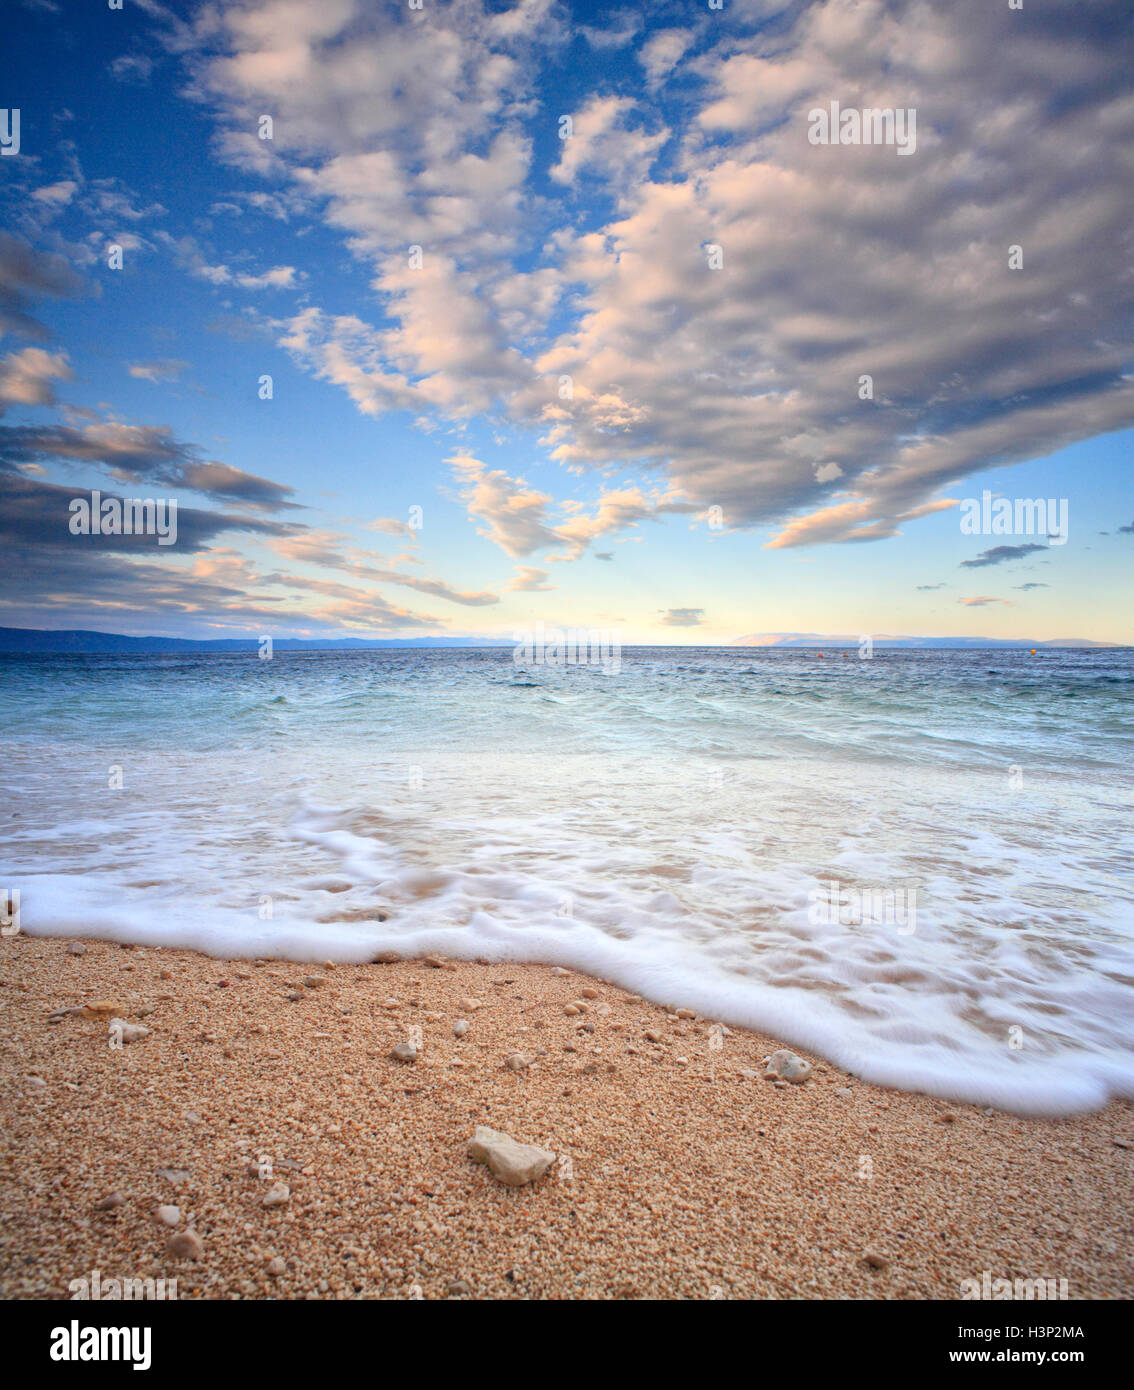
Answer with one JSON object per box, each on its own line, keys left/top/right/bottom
{"left": 2, "top": 931, "right": 1131, "bottom": 1301}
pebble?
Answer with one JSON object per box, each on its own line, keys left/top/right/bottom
{"left": 763, "top": 1049, "right": 812, "bottom": 1084}
{"left": 675, "top": 1008, "right": 696, "bottom": 1020}
{"left": 563, "top": 1005, "right": 581, "bottom": 1016}
{"left": 863, "top": 1252, "right": 889, "bottom": 1270}
{"left": 645, "top": 1029, "right": 664, "bottom": 1044}
{"left": 262, "top": 1181, "right": 291, "bottom": 1207}
{"left": 81, "top": 999, "right": 122, "bottom": 1019}
{"left": 467, "top": 1126, "right": 555, "bottom": 1187}
{"left": 453, "top": 1020, "right": 469, "bottom": 1037}
{"left": 167, "top": 1229, "right": 204, "bottom": 1260}
{"left": 96, "top": 1192, "right": 126, "bottom": 1211}
{"left": 550, "top": 967, "right": 570, "bottom": 977}
{"left": 156, "top": 1205, "right": 180, "bottom": 1227}
{"left": 391, "top": 1040, "right": 418, "bottom": 1063}
{"left": 67, "top": 941, "right": 86, "bottom": 956}
{"left": 303, "top": 975, "right": 326, "bottom": 989}
{"left": 108, "top": 1018, "right": 151, "bottom": 1044}
{"left": 460, "top": 998, "right": 483, "bottom": 1012}
{"left": 580, "top": 987, "right": 600, "bottom": 999}
{"left": 447, "top": 1279, "right": 472, "bottom": 1296}
{"left": 266, "top": 1257, "right": 286, "bottom": 1276}
{"left": 505, "top": 1052, "right": 533, "bottom": 1072}
{"left": 835, "top": 1087, "right": 853, "bottom": 1098}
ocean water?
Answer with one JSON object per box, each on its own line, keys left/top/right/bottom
{"left": 2, "top": 646, "right": 1132, "bottom": 1115}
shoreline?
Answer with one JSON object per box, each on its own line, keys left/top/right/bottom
{"left": 1, "top": 932, "right": 1131, "bottom": 1300}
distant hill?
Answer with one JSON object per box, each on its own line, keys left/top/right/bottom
{"left": 0, "top": 627, "right": 506, "bottom": 654}
{"left": 730, "top": 633, "right": 1121, "bottom": 649}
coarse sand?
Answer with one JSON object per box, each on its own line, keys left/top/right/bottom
{"left": 1, "top": 933, "right": 1131, "bottom": 1300}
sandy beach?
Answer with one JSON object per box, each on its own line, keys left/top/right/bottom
{"left": 1, "top": 931, "right": 1130, "bottom": 1301}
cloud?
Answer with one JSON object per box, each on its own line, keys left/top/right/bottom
{"left": 959, "top": 596, "right": 1010, "bottom": 607}
{"left": 0, "top": 348, "right": 73, "bottom": 411}
{"left": 507, "top": 566, "right": 553, "bottom": 592}
{"left": 960, "top": 543, "right": 1049, "bottom": 568}
{"left": 916, "top": 583, "right": 946, "bottom": 591}
{"left": 448, "top": 454, "right": 690, "bottom": 561}
{"left": 127, "top": 359, "right": 188, "bottom": 384}
{"left": 1014, "top": 582, "right": 1049, "bottom": 591}
{"left": 0, "top": 420, "right": 299, "bottom": 510}
{"left": 661, "top": 607, "right": 705, "bottom": 627}
{"left": 0, "top": 233, "right": 84, "bottom": 343}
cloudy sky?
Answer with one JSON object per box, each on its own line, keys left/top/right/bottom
{"left": 1, "top": 0, "right": 1131, "bottom": 643}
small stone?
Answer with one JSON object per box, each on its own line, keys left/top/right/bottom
{"left": 675, "top": 1008, "right": 696, "bottom": 1019}
{"left": 1113, "top": 1138, "right": 1132, "bottom": 1150}
{"left": 159, "top": 969, "right": 173, "bottom": 981}
{"left": 467, "top": 1126, "right": 555, "bottom": 1187}
{"left": 303, "top": 975, "right": 326, "bottom": 989}
{"left": 644, "top": 1029, "right": 664, "bottom": 1044}
{"left": 863, "top": 1252, "right": 889, "bottom": 1270}
{"left": 156, "top": 1205, "right": 180, "bottom": 1227}
{"left": 453, "top": 1019, "right": 469, "bottom": 1037}
{"left": 580, "top": 987, "right": 600, "bottom": 999}
{"left": 157, "top": 1168, "right": 190, "bottom": 1186}
{"left": 936, "top": 1112, "right": 958, "bottom": 1124}
{"left": 675, "top": 1056, "right": 689, "bottom": 1065}
{"left": 81, "top": 999, "right": 122, "bottom": 1019}
{"left": 167, "top": 1229, "right": 204, "bottom": 1260}
{"left": 372, "top": 950, "right": 401, "bottom": 963}
{"left": 391, "top": 1040, "right": 418, "bottom": 1063}
{"left": 262, "top": 1181, "right": 291, "bottom": 1207}
{"left": 108, "top": 1018, "right": 150, "bottom": 1044}
{"left": 447, "top": 1279, "right": 472, "bottom": 1296}
{"left": 550, "top": 967, "right": 570, "bottom": 977}
{"left": 460, "top": 997, "right": 483, "bottom": 1012}
{"left": 563, "top": 1004, "right": 580, "bottom": 1016}
{"left": 835, "top": 1087, "right": 852, "bottom": 1098}
{"left": 286, "top": 991, "right": 302, "bottom": 1002}
{"left": 423, "top": 955, "right": 445, "bottom": 969}
{"left": 67, "top": 941, "right": 86, "bottom": 956}
{"left": 96, "top": 1192, "right": 126, "bottom": 1211}
{"left": 570, "top": 1001, "right": 588, "bottom": 1013}
{"left": 740, "top": 1068, "right": 760, "bottom": 1080}
{"left": 266, "top": 1257, "right": 287, "bottom": 1276}
{"left": 763, "top": 1049, "right": 812, "bottom": 1084}
{"left": 505, "top": 1052, "right": 533, "bottom": 1072}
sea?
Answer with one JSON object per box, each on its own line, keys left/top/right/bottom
{"left": 2, "top": 645, "right": 1132, "bottom": 1114}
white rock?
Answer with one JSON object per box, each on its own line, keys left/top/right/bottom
{"left": 467, "top": 1126, "right": 555, "bottom": 1187}
{"left": 67, "top": 941, "right": 87, "bottom": 956}
{"left": 453, "top": 1019, "right": 469, "bottom": 1037}
{"left": 108, "top": 1018, "right": 150, "bottom": 1044}
{"left": 763, "top": 1048, "right": 812, "bottom": 1084}
{"left": 156, "top": 1205, "right": 180, "bottom": 1227}
{"left": 262, "top": 1180, "right": 290, "bottom": 1207}
{"left": 390, "top": 1040, "right": 418, "bottom": 1062}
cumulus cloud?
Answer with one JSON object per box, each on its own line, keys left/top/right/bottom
{"left": 661, "top": 608, "right": 705, "bottom": 627}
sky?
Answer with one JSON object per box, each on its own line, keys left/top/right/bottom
{"left": 0, "top": 0, "right": 1131, "bottom": 645}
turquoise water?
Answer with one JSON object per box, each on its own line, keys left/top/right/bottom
{"left": 2, "top": 646, "right": 1132, "bottom": 1112}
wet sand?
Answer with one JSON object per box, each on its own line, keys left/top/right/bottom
{"left": 1, "top": 932, "right": 1131, "bottom": 1300}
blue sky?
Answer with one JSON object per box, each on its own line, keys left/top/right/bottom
{"left": 1, "top": 0, "right": 1131, "bottom": 643}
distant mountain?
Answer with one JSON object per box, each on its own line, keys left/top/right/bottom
{"left": 730, "top": 633, "right": 1121, "bottom": 648}
{"left": 0, "top": 627, "right": 506, "bottom": 654}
